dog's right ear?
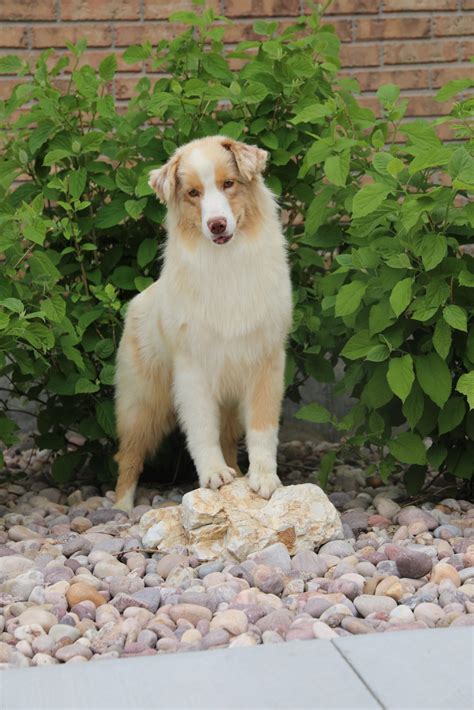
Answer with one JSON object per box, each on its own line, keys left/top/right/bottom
{"left": 149, "top": 154, "right": 180, "bottom": 204}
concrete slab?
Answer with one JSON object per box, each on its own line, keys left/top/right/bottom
{"left": 1, "top": 639, "right": 379, "bottom": 710}
{"left": 334, "top": 627, "right": 474, "bottom": 710}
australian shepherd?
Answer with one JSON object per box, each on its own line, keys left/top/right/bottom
{"left": 114, "top": 136, "right": 293, "bottom": 513}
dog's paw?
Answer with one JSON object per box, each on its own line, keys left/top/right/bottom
{"left": 114, "top": 498, "right": 133, "bottom": 516}
{"left": 247, "top": 463, "right": 281, "bottom": 499}
{"left": 201, "top": 465, "right": 236, "bottom": 490}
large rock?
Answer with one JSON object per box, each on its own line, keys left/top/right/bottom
{"left": 139, "top": 479, "right": 342, "bottom": 562}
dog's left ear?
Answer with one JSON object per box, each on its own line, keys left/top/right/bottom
{"left": 149, "top": 153, "right": 180, "bottom": 203}
{"left": 222, "top": 140, "right": 268, "bottom": 182}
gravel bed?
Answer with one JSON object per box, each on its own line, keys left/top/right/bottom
{"left": 0, "top": 442, "right": 473, "bottom": 668}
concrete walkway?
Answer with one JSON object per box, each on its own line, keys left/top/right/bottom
{"left": 1, "top": 627, "right": 473, "bottom": 709}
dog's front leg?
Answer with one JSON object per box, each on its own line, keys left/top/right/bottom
{"left": 244, "top": 348, "right": 285, "bottom": 499}
{"left": 174, "top": 359, "right": 236, "bottom": 490}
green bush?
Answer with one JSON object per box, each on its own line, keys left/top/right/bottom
{"left": 0, "top": 4, "right": 473, "bottom": 490}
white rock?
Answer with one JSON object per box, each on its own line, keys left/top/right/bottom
{"left": 139, "top": 479, "right": 342, "bottom": 562}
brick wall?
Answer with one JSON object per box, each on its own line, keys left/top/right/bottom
{"left": 1, "top": 0, "right": 472, "bottom": 120}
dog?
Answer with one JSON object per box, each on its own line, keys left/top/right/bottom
{"left": 113, "top": 136, "right": 293, "bottom": 513}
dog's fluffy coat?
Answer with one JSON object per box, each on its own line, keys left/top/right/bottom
{"left": 114, "top": 136, "right": 293, "bottom": 512}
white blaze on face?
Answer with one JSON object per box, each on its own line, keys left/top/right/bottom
{"left": 188, "top": 148, "right": 236, "bottom": 241}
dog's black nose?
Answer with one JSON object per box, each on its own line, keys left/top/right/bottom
{"left": 208, "top": 218, "right": 227, "bottom": 235}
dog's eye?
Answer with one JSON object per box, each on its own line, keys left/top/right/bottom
{"left": 188, "top": 189, "right": 200, "bottom": 198}
{"left": 223, "top": 180, "right": 234, "bottom": 189}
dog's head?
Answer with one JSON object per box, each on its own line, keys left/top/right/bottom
{"left": 149, "top": 136, "right": 268, "bottom": 246}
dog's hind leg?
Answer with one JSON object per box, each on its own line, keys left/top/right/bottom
{"left": 220, "top": 406, "right": 244, "bottom": 476}
{"left": 114, "top": 328, "right": 174, "bottom": 513}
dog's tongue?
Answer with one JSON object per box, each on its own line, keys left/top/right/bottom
{"left": 213, "top": 235, "right": 232, "bottom": 245}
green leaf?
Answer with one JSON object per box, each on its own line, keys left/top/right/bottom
{"left": 95, "top": 199, "right": 127, "bottom": 229}
{"left": 51, "top": 452, "right": 82, "bottom": 484}
{"left": 99, "top": 54, "right": 117, "bottom": 81}
{"left": 459, "top": 270, "right": 474, "bottom": 288}
{"left": 403, "top": 382, "right": 425, "bottom": 430}
{"left": 43, "top": 149, "right": 72, "bottom": 166}
{"left": 352, "top": 183, "right": 391, "bottom": 219}
{"left": 389, "top": 278, "right": 413, "bottom": 318}
{"left": 436, "top": 78, "right": 472, "bottom": 102}
{"left": 318, "top": 451, "right": 336, "bottom": 490}
{"left": 438, "top": 396, "right": 466, "bottom": 435}
{"left": 0, "top": 415, "right": 19, "bottom": 445}
{"left": 242, "top": 81, "right": 269, "bottom": 104}
{"left": 335, "top": 281, "right": 366, "bottom": 317}
{"left": 323, "top": 152, "right": 349, "bottom": 187}
{"left": 443, "top": 305, "right": 468, "bottom": 332}
{"left": 295, "top": 403, "right": 332, "bottom": 424}
{"left": 123, "top": 43, "right": 152, "bottom": 63}
{"left": 387, "top": 354, "right": 414, "bottom": 403}
{"left": 69, "top": 167, "right": 87, "bottom": 199}
{"left": 41, "top": 294, "right": 66, "bottom": 323}
{"left": 134, "top": 276, "right": 153, "bottom": 292}
{"left": 377, "top": 84, "right": 400, "bottom": 104}
{"left": 415, "top": 352, "right": 452, "bottom": 408}
{"left": 388, "top": 432, "right": 427, "bottom": 465}
{"left": 456, "top": 372, "right": 474, "bottom": 409}
{"left": 304, "top": 187, "right": 333, "bottom": 238}
{"left": 341, "top": 330, "right": 376, "bottom": 360}
{"left": 427, "top": 443, "right": 447, "bottom": 470}
{"left": 116, "top": 168, "right": 136, "bottom": 195}
{"left": 366, "top": 344, "right": 390, "bottom": 362}
{"left": 100, "top": 364, "right": 115, "bottom": 385}
{"left": 202, "top": 53, "right": 232, "bottom": 81}
{"left": 290, "top": 103, "right": 331, "bottom": 125}
{"left": 29, "top": 122, "right": 55, "bottom": 154}
{"left": 0, "top": 297, "right": 23, "bottom": 313}
{"left": 433, "top": 318, "right": 452, "bottom": 359}
{"left": 29, "top": 252, "right": 61, "bottom": 286}
{"left": 421, "top": 234, "right": 447, "bottom": 271}
{"left": 75, "top": 378, "right": 99, "bottom": 394}
{"left": 125, "top": 198, "right": 147, "bottom": 220}
{"left": 96, "top": 401, "right": 116, "bottom": 439}
{"left": 95, "top": 339, "right": 114, "bottom": 359}
{"left": 0, "top": 55, "right": 23, "bottom": 74}
{"left": 137, "top": 238, "right": 158, "bottom": 268}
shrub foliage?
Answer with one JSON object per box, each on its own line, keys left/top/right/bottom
{"left": 0, "top": 4, "right": 473, "bottom": 489}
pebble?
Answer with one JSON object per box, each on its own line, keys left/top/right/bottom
{"left": 66, "top": 583, "right": 106, "bottom": 608}
{"left": 430, "top": 563, "right": 461, "bottom": 587}
{"left": 210, "top": 610, "right": 248, "bottom": 636}
{"left": 354, "top": 595, "right": 397, "bottom": 617}
{"left": 17, "top": 609, "right": 57, "bottom": 631}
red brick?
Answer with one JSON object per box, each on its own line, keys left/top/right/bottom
{"left": 61, "top": 0, "right": 140, "bottom": 21}
{"left": 0, "top": 0, "right": 56, "bottom": 20}
{"left": 340, "top": 44, "right": 379, "bottom": 67}
{"left": 326, "top": 0, "right": 378, "bottom": 13}
{"left": 224, "top": 0, "right": 300, "bottom": 18}
{"left": 0, "top": 26, "right": 29, "bottom": 49}
{"left": 405, "top": 94, "right": 452, "bottom": 116}
{"left": 321, "top": 19, "right": 353, "bottom": 42}
{"left": 0, "top": 77, "right": 27, "bottom": 99}
{"left": 348, "top": 68, "right": 430, "bottom": 91}
{"left": 384, "top": 0, "right": 456, "bottom": 10}
{"left": 356, "top": 18, "right": 430, "bottom": 40}
{"left": 434, "top": 16, "right": 474, "bottom": 37}
{"left": 384, "top": 41, "right": 459, "bottom": 64}
{"left": 431, "top": 65, "right": 473, "bottom": 87}
{"left": 114, "top": 23, "right": 188, "bottom": 46}
{"left": 462, "top": 0, "right": 474, "bottom": 8}
{"left": 144, "top": 0, "right": 220, "bottom": 20}
{"left": 32, "top": 25, "right": 113, "bottom": 49}
{"left": 460, "top": 39, "right": 474, "bottom": 59}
